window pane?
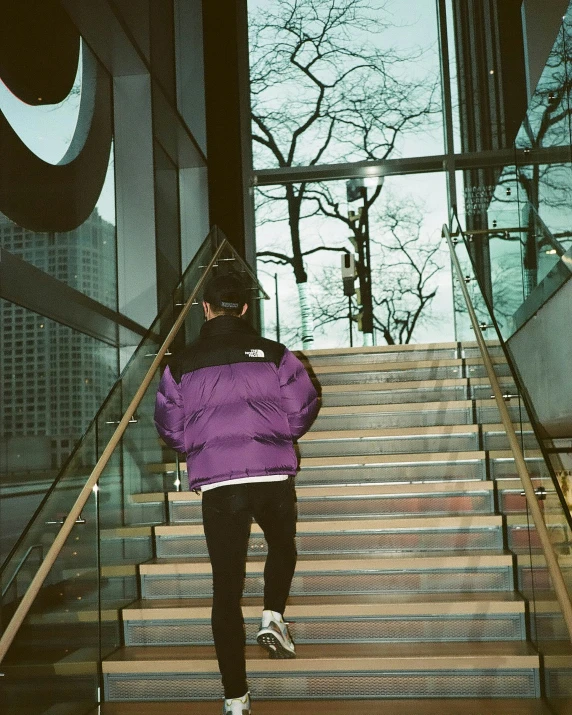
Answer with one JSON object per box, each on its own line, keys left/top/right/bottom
{"left": 0, "top": 142, "right": 116, "bottom": 308}
{"left": 247, "top": 0, "right": 443, "bottom": 170}
{"left": 255, "top": 173, "right": 451, "bottom": 349}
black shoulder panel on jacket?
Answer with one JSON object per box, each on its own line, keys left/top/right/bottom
{"left": 168, "top": 317, "right": 286, "bottom": 383}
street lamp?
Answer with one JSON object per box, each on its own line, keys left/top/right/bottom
{"left": 346, "top": 175, "right": 384, "bottom": 346}
{"left": 341, "top": 251, "right": 356, "bottom": 347}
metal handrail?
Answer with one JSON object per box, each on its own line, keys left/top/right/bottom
{"left": 443, "top": 222, "right": 572, "bottom": 645}
{"left": 1, "top": 545, "right": 43, "bottom": 599}
{"left": 0, "top": 241, "right": 228, "bottom": 663}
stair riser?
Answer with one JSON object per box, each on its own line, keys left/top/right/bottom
{"left": 305, "top": 348, "right": 459, "bottom": 367}
{"left": 299, "top": 432, "right": 536, "bottom": 459}
{"left": 500, "top": 490, "right": 539, "bottom": 513}
{"left": 518, "top": 566, "right": 572, "bottom": 592}
{"left": 123, "top": 614, "right": 527, "bottom": 647}
{"left": 299, "top": 434, "right": 479, "bottom": 458}
{"left": 490, "top": 460, "right": 547, "bottom": 481}
{"left": 484, "top": 433, "right": 537, "bottom": 451}
{"left": 311, "top": 405, "right": 524, "bottom": 432}
{"left": 312, "top": 409, "right": 473, "bottom": 431}
{"left": 322, "top": 382, "right": 517, "bottom": 408}
{"left": 100, "top": 539, "right": 153, "bottom": 563}
{"left": 100, "top": 578, "right": 139, "bottom": 602}
{"left": 124, "top": 502, "right": 166, "bottom": 526}
{"left": 303, "top": 345, "right": 504, "bottom": 368}
{"left": 322, "top": 386, "right": 469, "bottom": 407}
{"left": 168, "top": 492, "right": 495, "bottom": 523}
{"left": 545, "top": 668, "right": 572, "bottom": 698}
{"left": 103, "top": 668, "right": 540, "bottom": 701}
{"left": 317, "top": 366, "right": 466, "bottom": 386}
{"left": 297, "top": 461, "right": 486, "bottom": 486}
{"left": 316, "top": 363, "right": 511, "bottom": 387}
{"left": 139, "top": 568, "right": 515, "bottom": 600}
{"left": 506, "top": 526, "right": 572, "bottom": 554}
{"left": 167, "top": 456, "right": 543, "bottom": 487}
{"left": 532, "top": 613, "right": 571, "bottom": 641}
{"left": 154, "top": 529, "right": 504, "bottom": 559}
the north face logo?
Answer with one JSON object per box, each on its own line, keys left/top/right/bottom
{"left": 245, "top": 349, "right": 265, "bottom": 358}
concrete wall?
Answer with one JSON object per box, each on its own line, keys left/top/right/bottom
{"left": 508, "top": 276, "right": 572, "bottom": 438}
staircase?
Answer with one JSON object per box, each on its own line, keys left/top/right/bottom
{"left": 97, "top": 342, "right": 571, "bottom": 712}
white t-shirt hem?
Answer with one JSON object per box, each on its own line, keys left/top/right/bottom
{"left": 201, "top": 475, "right": 289, "bottom": 492}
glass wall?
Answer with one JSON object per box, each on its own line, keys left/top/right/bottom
{"left": 254, "top": 172, "right": 451, "bottom": 349}
{"left": 456, "top": 5, "right": 572, "bottom": 340}
{"left": 247, "top": 0, "right": 451, "bottom": 349}
{"left": 0, "top": 148, "right": 116, "bottom": 308}
{"left": 247, "top": 0, "right": 443, "bottom": 173}
{"left": 0, "top": 142, "right": 118, "bottom": 565}
{"left": 0, "top": 305, "right": 118, "bottom": 563}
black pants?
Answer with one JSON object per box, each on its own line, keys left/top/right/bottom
{"left": 202, "top": 478, "right": 298, "bottom": 699}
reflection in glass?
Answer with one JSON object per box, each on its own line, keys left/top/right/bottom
{"left": 0, "top": 305, "right": 118, "bottom": 562}
{"left": 456, "top": 6, "right": 572, "bottom": 340}
{"left": 0, "top": 143, "right": 116, "bottom": 307}
{"left": 0, "top": 44, "right": 83, "bottom": 165}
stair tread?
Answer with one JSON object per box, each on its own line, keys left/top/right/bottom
{"left": 138, "top": 481, "right": 495, "bottom": 503}
{"left": 94, "top": 698, "right": 558, "bottom": 715}
{"left": 122, "top": 596, "right": 526, "bottom": 619}
{"left": 303, "top": 423, "right": 531, "bottom": 439}
{"left": 319, "top": 399, "right": 473, "bottom": 414}
{"left": 120, "top": 591, "right": 527, "bottom": 612}
{"left": 155, "top": 514, "right": 504, "bottom": 537}
{"left": 102, "top": 641, "right": 539, "bottom": 671}
{"left": 139, "top": 550, "right": 515, "bottom": 575}
{"left": 151, "top": 449, "right": 543, "bottom": 475}
{"left": 302, "top": 342, "right": 461, "bottom": 356}
{"left": 310, "top": 356, "right": 506, "bottom": 375}
{"left": 301, "top": 424, "right": 481, "bottom": 440}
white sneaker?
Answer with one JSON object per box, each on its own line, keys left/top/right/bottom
{"left": 256, "top": 609, "right": 296, "bottom": 658}
{"left": 223, "top": 691, "right": 251, "bottom": 714}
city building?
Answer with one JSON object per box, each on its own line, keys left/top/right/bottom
{"left": 0, "top": 210, "right": 117, "bottom": 473}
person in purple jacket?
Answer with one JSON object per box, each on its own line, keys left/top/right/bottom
{"left": 154, "top": 272, "right": 319, "bottom": 715}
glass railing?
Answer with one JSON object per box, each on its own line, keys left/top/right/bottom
{"left": 446, "top": 212, "right": 572, "bottom": 707}
{"left": 0, "top": 226, "right": 267, "bottom": 714}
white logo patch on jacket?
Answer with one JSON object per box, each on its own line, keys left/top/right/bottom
{"left": 245, "top": 349, "right": 265, "bottom": 358}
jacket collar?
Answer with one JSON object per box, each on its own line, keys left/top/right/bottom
{"left": 200, "top": 314, "right": 258, "bottom": 338}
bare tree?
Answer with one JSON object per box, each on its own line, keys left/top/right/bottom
{"left": 305, "top": 199, "right": 444, "bottom": 345}
{"left": 250, "top": 0, "right": 440, "bottom": 345}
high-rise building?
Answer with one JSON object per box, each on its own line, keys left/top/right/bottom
{"left": 0, "top": 210, "right": 117, "bottom": 472}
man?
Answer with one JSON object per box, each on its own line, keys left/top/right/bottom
{"left": 154, "top": 272, "right": 319, "bottom": 715}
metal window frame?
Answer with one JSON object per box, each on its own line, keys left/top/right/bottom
{"left": 0, "top": 247, "right": 146, "bottom": 347}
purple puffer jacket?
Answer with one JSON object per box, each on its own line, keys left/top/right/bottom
{"left": 154, "top": 315, "right": 319, "bottom": 491}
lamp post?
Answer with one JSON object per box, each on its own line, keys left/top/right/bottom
{"left": 346, "top": 176, "right": 383, "bottom": 346}
{"left": 341, "top": 252, "right": 356, "bottom": 347}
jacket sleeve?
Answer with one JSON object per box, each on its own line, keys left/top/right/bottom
{"left": 154, "top": 365, "right": 186, "bottom": 452}
{"left": 278, "top": 348, "right": 319, "bottom": 440}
